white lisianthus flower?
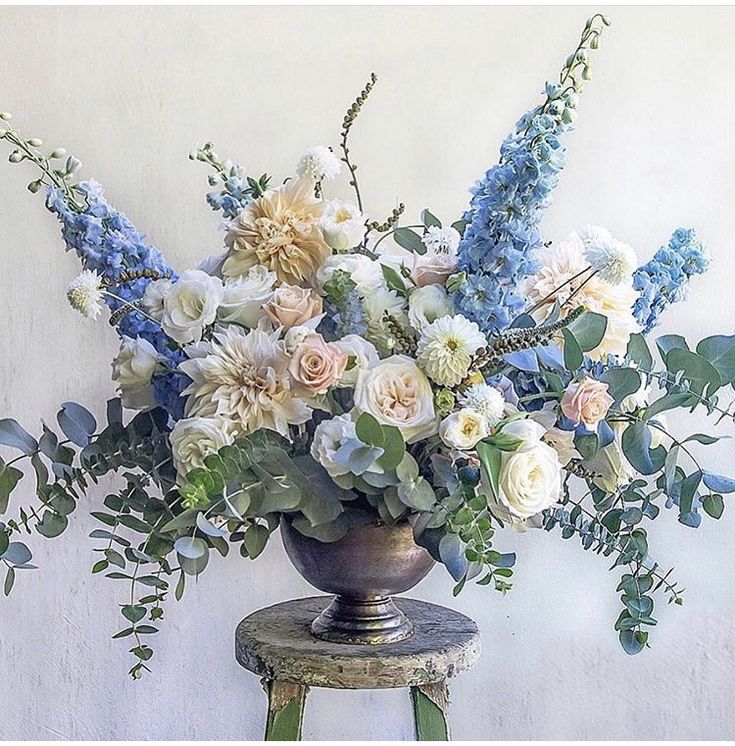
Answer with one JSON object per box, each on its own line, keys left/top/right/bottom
{"left": 354, "top": 355, "right": 438, "bottom": 442}
{"left": 317, "top": 253, "right": 385, "bottom": 296}
{"left": 585, "top": 235, "right": 638, "bottom": 285}
{"left": 421, "top": 226, "right": 461, "bottom": 254}
{"left": 416, "top": 314, "right": 486, "bottom": 387}
{"left": 218, "top": 265, "right": 276, "bottom": 328}
{"left": 542, "top": 427, "right": 580, "bottom": 467}
{"left": 161, "top": 270, "right": 224, "bottom": 344}
{"left": 620, "top": 382, "right": 651, "bottom": 414}
{"left": 408, "top": 284, "right": 453, "bottom": 331}
{"left": 66, "top": 270, "right": 105, "bottom": 320}
{"left": 439, "top": 409, "right": 490, "bottom": 450}
{"left": 180, "top": 325, "right": 312, "bottom": 438}
{"left": 296, "top": 145, "right": 342, "bottom": 181}
{"left": 459, "top": 383, "right": 508, "bottom": 427}
{"left": 141, "top": 278, "right": 173, "bottom": 321}
{"left": 333, "top": 334, "right": 380, "bottom": 387}
{"left": 491, "top": 418, "right": 562, "bottom": 520}
{"left": 320, "top": 201, "right": 365, "bottom": 251}
{"left": 170, "top": 416, "right": 234, "bottom": 480}
{"left": 363, "top": 286, "right": 409, "bottom": 354}
{"left": 310, "top": 414, "right": 357, "bottom": 484}
{"left": 111, "top": 336, "right": 159, "bottom": 410}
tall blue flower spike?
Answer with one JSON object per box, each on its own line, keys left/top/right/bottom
{"left": 632, "top": 228, "right": 710, "bottom": 333}
{"left": 454, "top": 15, "right": 611, "bottom": 335}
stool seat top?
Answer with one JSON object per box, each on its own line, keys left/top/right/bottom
{"left": 235, "top": 596, "right": 480, "bottom": 690}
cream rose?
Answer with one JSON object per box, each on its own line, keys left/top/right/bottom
{"left": 288, "top": 333, "right": 348, "bottom": 396}
{"left": 111, "top": 336, "right": 159, "bottom": 410}
{"left": 264, "top": 284, "right": 323, "bottom": 329}
{"left": 333, "top": 334, "right": 380, "bottom": 387}
{"left": 561, "top": 377, "right": 614, "bottom": 431}
{"left": 439, "top": 409, "right": 490, "bottom": 450}
{"left": 411, "top": 252, "right": 458, "bottom": 287}
{"left": 170, "top": 416, "right": 234, "bottom": 480}
{"left": 353, "top": 355, "right": 438, "bottom": 442}
{"left": 161, "top": 270, "right": 224, "bottom": 344}
{"left": 218, "top": 265, "right": 276, "bottom": 328}
{"left": 320, "top": 200, "right": 365, "bottom": 251}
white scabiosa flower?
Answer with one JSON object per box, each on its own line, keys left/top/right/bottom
{"left": 459, "top": 383, "right": 507, "bottom": 428}
{"left": 170, "top": 416, "right": 235, "bottom": 480}
{"left": 421, "top": 226, "right": 461, "bottom": 255}
{"left": 408, "top": 284, "right": 453, "bottom": 331}
{"left": 296, "top": 146, "right": 342, "bottom": 181}
{"left": 66, "top": 270, "right": 105, "bottom": 320}
{"left": 439, "top": 409, "right": 490, "bottom": 450}
{"left": 585, "top": 235, "right": 638, "bottom": 285}
{"left": 320, "top": 201, "right": 365, "bottom": 251}
{"left": 416, "top": 314, "right": 486, "bottom": 387}
{"left": 111, "top": 336, "right": 159, "bottom": 410}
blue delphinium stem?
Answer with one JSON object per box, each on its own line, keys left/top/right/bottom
{"left": 632, "top": 228, "right": 710, "bottom": 334}
{"left": 454, "top": 15, "right": 610, "bottom": 335}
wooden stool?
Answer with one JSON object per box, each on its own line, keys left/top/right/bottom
{"left": 235, "top": 596, "right": 480, "bottom": 741}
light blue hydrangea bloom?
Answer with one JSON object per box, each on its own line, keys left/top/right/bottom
{"left": 632, "top": 228, "right": 710, "bottom": 333}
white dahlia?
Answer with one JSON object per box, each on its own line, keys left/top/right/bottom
{"left": 416, "top": 314, "right": 486, "bottom": 387}
{"left": 66, "top": 270, "right": 105, "bottom": 320}
{"left": 179, "top": 325, "right": 311, "bottom": 438}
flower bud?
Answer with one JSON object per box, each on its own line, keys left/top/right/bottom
{"left": 65, "top": 156, "right": 82, "bottom": 174}
{"left": 27, "top": 138, "right": 42, "bottom": 147}
{"left": 50, "top": 148, "right": 67, "bottom": 159}
{"left": 8, "top": 150, "right": 23, "bottom": 163}
{"left": 545, "top": 82, "right": 561, "bottom": 99}
{"left": 0, "top": 112, "right": 12, "bottom": 121}
{"left": 27, "top": 179, "right": 43, "bottom": 193}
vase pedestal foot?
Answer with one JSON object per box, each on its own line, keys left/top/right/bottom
{"left": 310, "top": 595, "right": 415, "bottom": 644}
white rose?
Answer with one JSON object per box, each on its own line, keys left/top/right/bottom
{"left": 333, "top": 334, "right": 380, "bottom": 387}
{"left": 408, "top": 284, "right": 453, "bottom": 331}
{"left": 320, "top": 201, "right": 366, "bottom": 251}
{"left": 111, "top": 336, "right": 159, "bottom": 410}
{"left": 439, "top": 409, "right": 490, "bottom": 450}
{"left": 497, "top": 439, "right": 562, "bottom": 519}
{"left": 317, "top": 254, "right": 385, "bottom": 296}
{"left": 354, "top": 355, "right": 438, "bottom": 443}
{"left": 161, "top": 270, "right": 224, "bottom": 344}
{"left": 170, "top": 417, "right": 235, "bottom": 480}
{"left": 500, "top": 418, "right": 547, "bottom": 448}
{"left": 141, "top": 279, "right": 172, "bottom": 321}
{"left": 310, "top": 414, "right": 357, "bottom": 482}
{"left": 218, "top": 265, "right": 276, "bottom": 328}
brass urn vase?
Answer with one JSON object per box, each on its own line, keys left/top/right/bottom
{"left": 280, "top": 515, "right": 435, "bottom": 644}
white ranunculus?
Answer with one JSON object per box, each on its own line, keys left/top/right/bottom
{"left": 354, "top": 355, "right": 438, "bottom": 442}
{"left": 218, "top": 265, "right": 276, "bottom": 328}
{"left": 317, "top": 253, "right": 385, "bottom": 296}
{"left": 111, "top": 336, "right": 159, "bottom": 410}
{"left": 320, "top": 201, "right": 366, "bottom": 252}
{"left": 310, "top": 414, "right": 357, "bottom": 483}
{"left": 170, "top": 416, "right": 234, "bottom": 480}
{"left": 333, "top": 334, "right": 380, "bottom": 387}
{"left": 408, "top": 284, "right": 453, "bottom": 331}
{"left": 161, "top": 270, "right": 224, "bottom": 344}
{"left": 141, "top": 278, "right": 173, "bottom": 321}
{"left": 439, "top": 409, "right": 490, "bottom": 450}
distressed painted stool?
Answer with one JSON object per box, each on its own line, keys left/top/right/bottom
{"left": 235, "top": 596, "right": 481, "bottom": 741}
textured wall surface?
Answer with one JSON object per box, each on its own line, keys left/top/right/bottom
{"left": 1, "top": 6, "right": 734, "bottom": 741}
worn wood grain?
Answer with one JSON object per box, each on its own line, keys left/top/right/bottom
{"left": 235, "top": 596, "right": 480, "bottom": 690}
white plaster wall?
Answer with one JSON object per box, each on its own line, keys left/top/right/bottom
{"left": 1, "top": 5, "right": 734, "bottom": 740}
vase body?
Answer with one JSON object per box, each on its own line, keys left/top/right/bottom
{"left": 280, "top": 516, "right": 435, "bottom": 644}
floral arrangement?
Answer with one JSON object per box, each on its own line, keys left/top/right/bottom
{"left": 1, "top": 14, "right": 733, "bottom": 678}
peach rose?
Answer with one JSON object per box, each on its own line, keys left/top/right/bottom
{"left": 264, "top": 284, "right": 323, "bottom": 329}
{"left": 411, "top": 253, "right": 458, "bottom": 287}
{"left": 561, "top": 377, "right": 614, "bottom": 431}
{"left": 289, "top": 333, "right": 347, "bottom": 396}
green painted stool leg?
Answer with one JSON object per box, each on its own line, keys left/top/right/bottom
{"left": 411, "top": 681, "right": 450, "bottom": 740}
{"left": 263, "top": 679, "right": 308, "bottom": 741}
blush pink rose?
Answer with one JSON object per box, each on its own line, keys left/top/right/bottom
{"left": 561, "top": 377, "right": 614, "bottom": 431}
{"left": 264, "top": 284, "right": 323, "bottom": 328}
{"left": 289, "top": 333, "right": 348, "bottom": 396}
{"left": 411, "top": 252, "right": 458, "bottom": 287}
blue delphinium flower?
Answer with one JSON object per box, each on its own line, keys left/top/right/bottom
{"left": 632, "top": 228, "right": 710, "bottom": 333}
{"left": 453, "top": 105, "right": 573, "bottom": 335}
{"left": 46, "top": 181, "right": 188, "bottom": 418}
